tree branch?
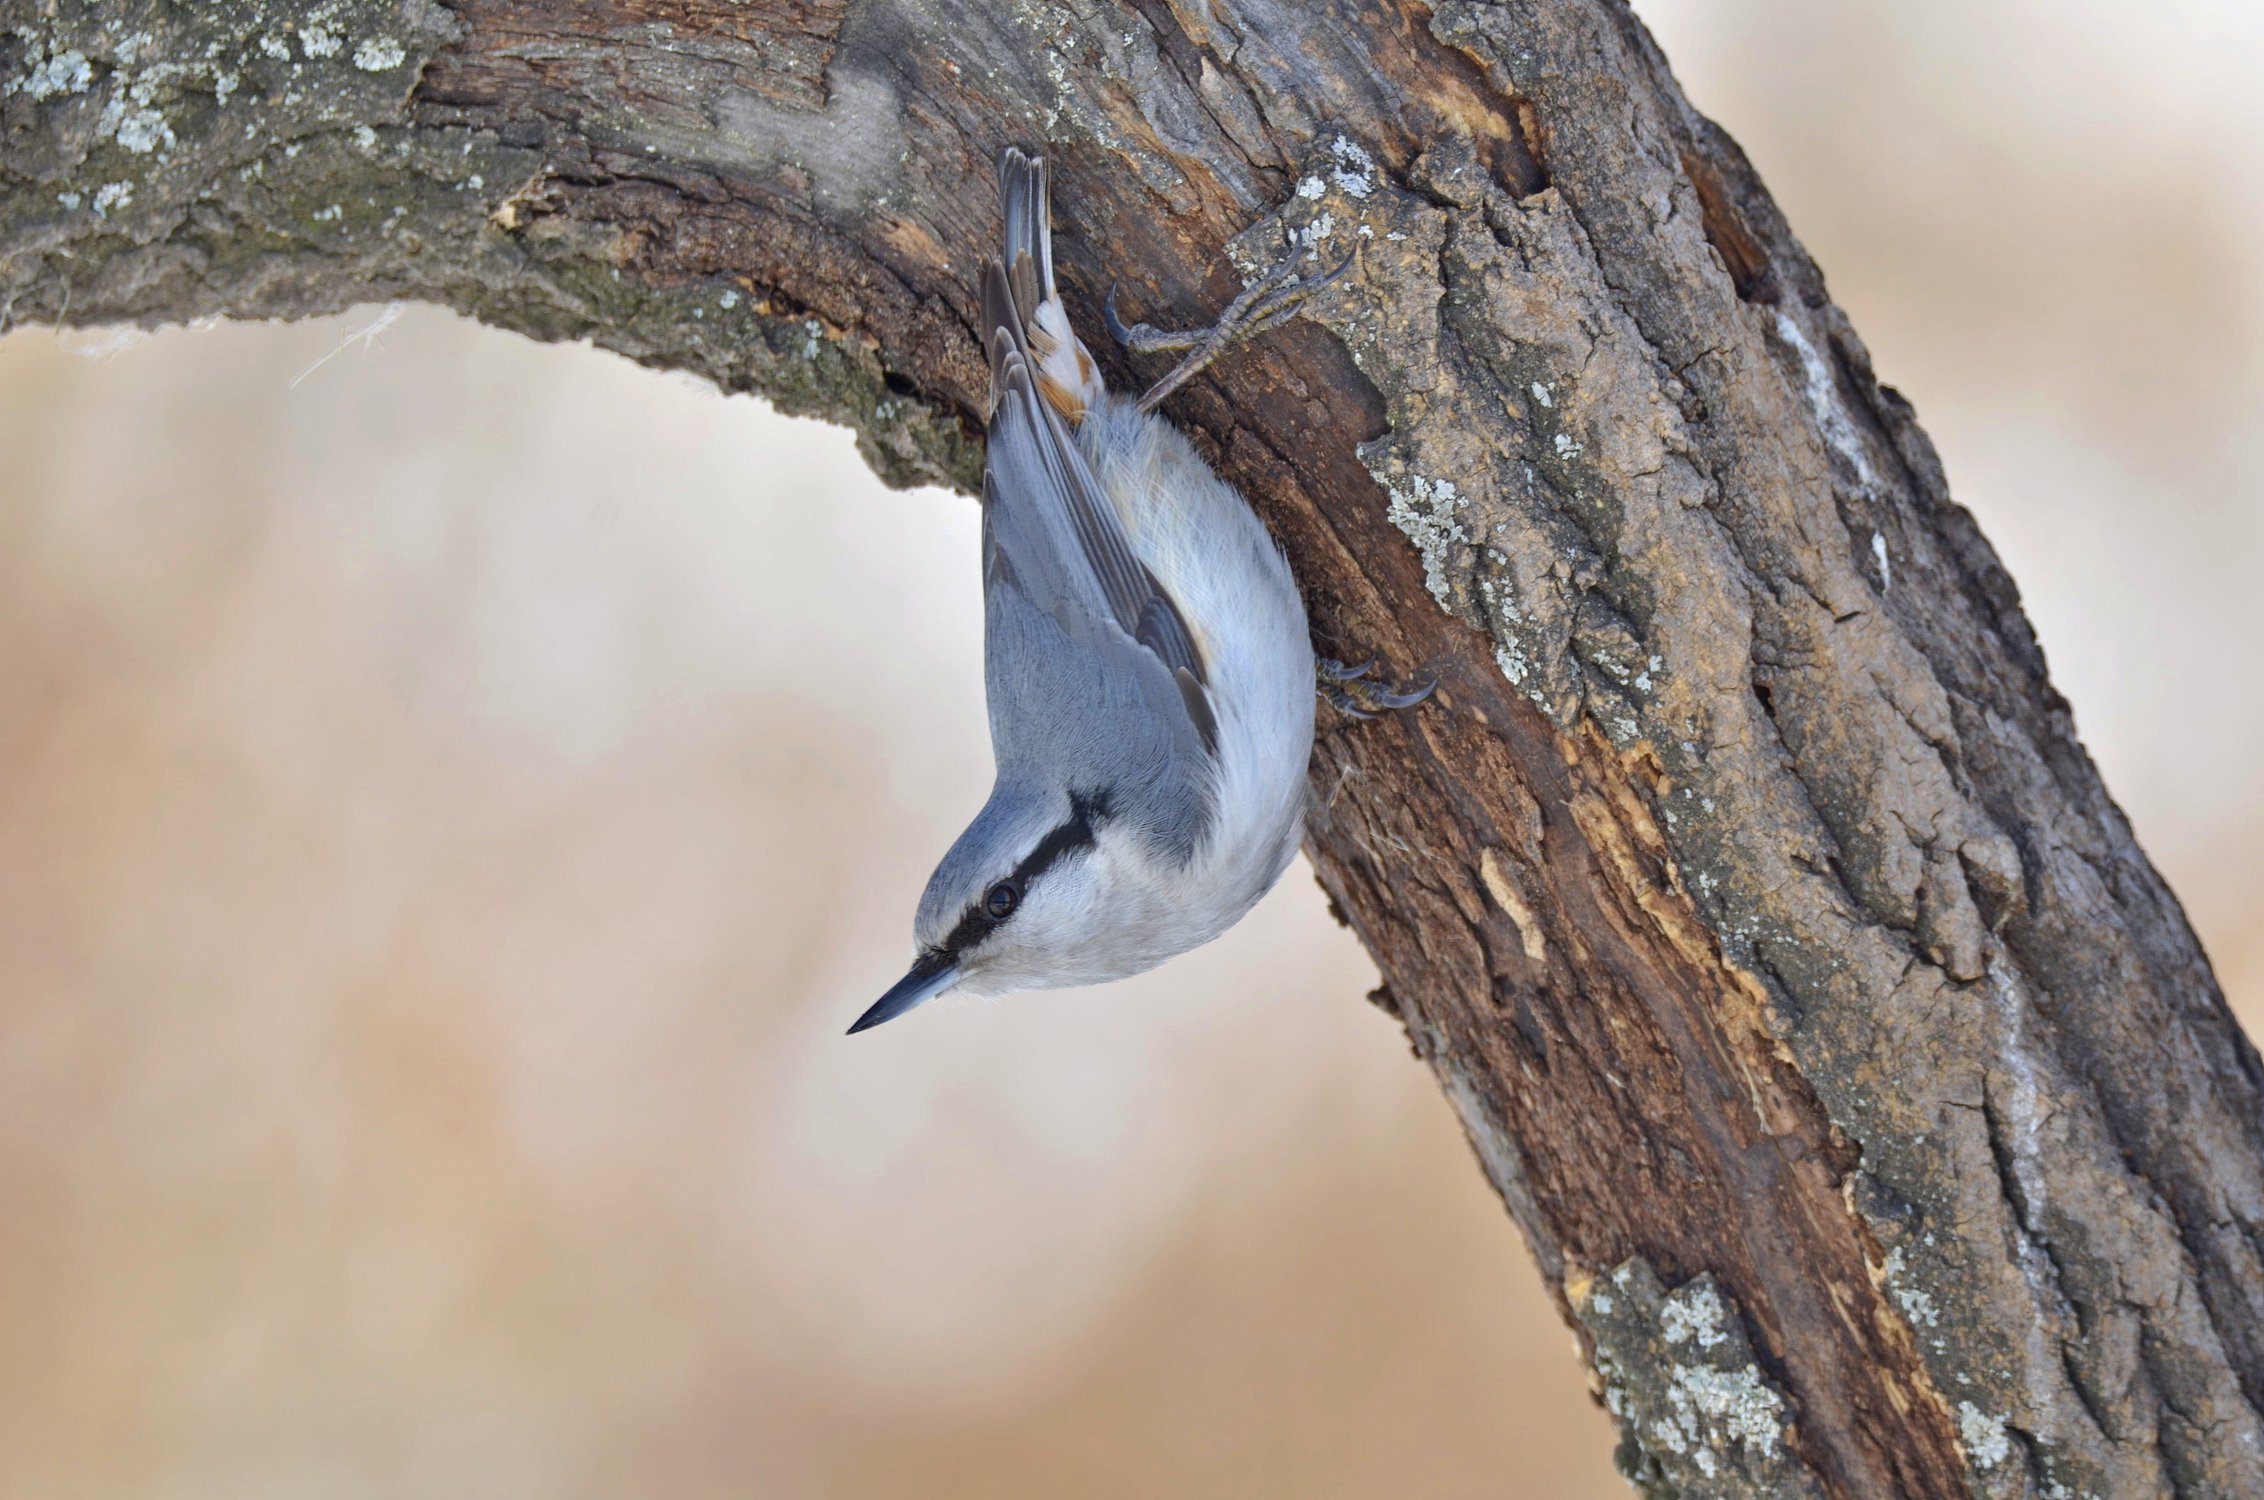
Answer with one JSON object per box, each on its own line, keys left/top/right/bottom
{"left": 7, "top": 1, "right": 2261, "bottom": 1494}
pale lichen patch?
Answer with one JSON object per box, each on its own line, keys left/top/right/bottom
{"left": 1667, "top": 1361, "right": 1786, "bottom": 1460}
{"left": 353, "top": 37, "right": 405, "bottom": 72}
{"left": 110, "top": 101, "right": 173, "bottom": 154}
{"left": 1882, "top": 1249, "right": 1942, "bottom": 1329}
{"left": 1774, "top": 310, "right": 1877, "bottom": 489}
{"left": 8, "top": 41, "right": 95, "bottom": 100}
{"left": 1575, "top": 1260, "right": 1823, "bottom": 1499}
{"left": 1957, "top": 1402, "right": 2012, "bottom": 1469}
{"left": 1659, "top": 1281, "right": 1730, "bottom": 1350}
{"left": 1325, "top": 133, "right": 1377, "bottom": 198}
{"left": 1378, "top": 472, "right": 1468, "bottom": 608}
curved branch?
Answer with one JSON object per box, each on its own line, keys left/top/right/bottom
{"left": 6, "top": 1, "right": 2261, "bottom": 1494}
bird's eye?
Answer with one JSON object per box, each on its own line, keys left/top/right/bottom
{"left": 984, "top": 881, "right": 1021, "bottom": 920}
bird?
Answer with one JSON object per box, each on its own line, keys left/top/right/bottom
{"left": 849, "top": 148, "right": 1424, "bottom": 1035}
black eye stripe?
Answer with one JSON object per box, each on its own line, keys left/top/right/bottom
{"left": 933, "top": 789, "right": 1111, "bottom": 960}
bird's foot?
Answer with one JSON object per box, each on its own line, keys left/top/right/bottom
{"left": 1317, "top": 657, "right": 1435, "bottom": 720}
{"left": 1106, "top": 233, "right": 1355, "bottom": 414}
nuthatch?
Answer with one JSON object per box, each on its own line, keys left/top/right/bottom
{"left": 851, "top": 149, "right": 1425, "bottom": 1034}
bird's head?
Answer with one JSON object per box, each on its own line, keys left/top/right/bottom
{"left": 851, "top": 784, "right": 1143, "bottom": 1033}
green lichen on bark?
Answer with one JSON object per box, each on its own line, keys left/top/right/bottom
{"left": 0, "top": 0, "right": 978, "bottom": 491}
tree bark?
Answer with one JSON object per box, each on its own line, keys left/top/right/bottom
{"left": 6, "top": 2, "right": 2262, "bottom": 1495}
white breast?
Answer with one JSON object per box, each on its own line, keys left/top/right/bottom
{"left": 1075, "top": 393, "right": 1316, "bottom": 944}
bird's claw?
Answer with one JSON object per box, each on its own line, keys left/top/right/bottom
{"left": 1317, "top": 657, "right": 1434, "bottom": 719}
{"left": 1113, "top": 235, "right": 1358, "bottom": 413}
{"left": 1104, "top": 283, "right": 1202, "bottom": 356}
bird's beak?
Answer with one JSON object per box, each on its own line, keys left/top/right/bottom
{"left": 848, "top": 954, "right": 962, "bottom": 1035}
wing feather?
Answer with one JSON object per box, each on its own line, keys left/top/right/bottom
{"left": 980, "top": 255, "right": 1214, "bottom": 747}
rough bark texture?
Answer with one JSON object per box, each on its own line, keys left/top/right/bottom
{"left": 6, "top": 2, "right": 2262, "bottom": 1495}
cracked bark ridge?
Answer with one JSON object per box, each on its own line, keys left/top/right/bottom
{"left": 7, "top": 1, "right": 2263, "bottom": 1495}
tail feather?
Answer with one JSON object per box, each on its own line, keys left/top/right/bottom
{"left": 990, "top": 147, "right": 1103, "bottom": 424}
{"left": 997, "top": 148, "right": 1053, "bottom": 303}
{"left": 981, "top": 261, "right": 1025, "bottom": 415}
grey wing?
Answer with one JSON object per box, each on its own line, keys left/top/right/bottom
{"left": 981, "top": 321, "right": 1218, "bottom": 853}
{"left": 980, "top": 259, "right": 1218, "bottom": 751}
{"left": 981, "top": 495, "right": 1218, "bottom": 861}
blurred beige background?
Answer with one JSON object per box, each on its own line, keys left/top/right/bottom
{"left": 2, "top": 2, "right": 2259, "bottom": 1495}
